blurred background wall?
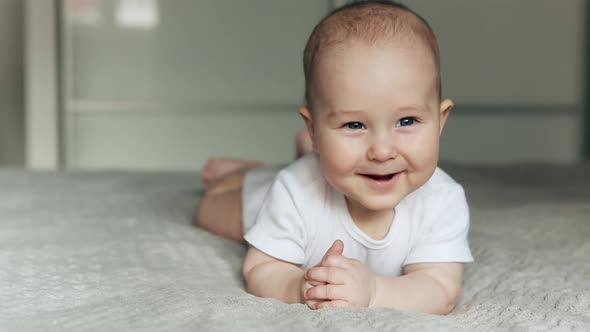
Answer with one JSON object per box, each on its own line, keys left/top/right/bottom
{"left": 1, "top": 0, "right": 588, "bottom": 170}
{"left": 416, "top": 1, "right": 584, "bottom": 165}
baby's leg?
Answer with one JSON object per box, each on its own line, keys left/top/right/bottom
{"left": 196, "top": 168, "right": 251, "bottom": 243}
{"left": 196, "top": 128, "right": 312, "bottom": 242}
{"left": 197, "top": 157, "right": 265, "bottom": 242}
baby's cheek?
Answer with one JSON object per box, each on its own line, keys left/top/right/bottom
{"left": 410, "top": 136, "right": 439, "bottom": 168}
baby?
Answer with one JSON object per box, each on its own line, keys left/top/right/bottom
{"left": 196, "top": 1, "right": 473, "bottom": 314}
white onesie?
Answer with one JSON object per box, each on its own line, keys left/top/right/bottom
{"left": 243, "top": 153, "right": 473, "bottom": 276}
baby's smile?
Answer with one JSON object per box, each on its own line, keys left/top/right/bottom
{"left": 360, "top": 173, "right": 396, "bottom": 181}
{"left": 357, "top": 171, "right": 402, "bottom": 191}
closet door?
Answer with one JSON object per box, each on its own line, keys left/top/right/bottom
{"left": 62, "top": 0, "right": 329, "bottom": 170}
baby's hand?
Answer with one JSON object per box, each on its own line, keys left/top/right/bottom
{"left": 304, "top": 240, "right": 376, "bottom": 309}
{"left": 301, "top": 240, "right": 344, "bottom": 309}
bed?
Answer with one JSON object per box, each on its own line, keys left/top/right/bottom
{"left": 1, "top": 162, "right": 589, "bottom": 331}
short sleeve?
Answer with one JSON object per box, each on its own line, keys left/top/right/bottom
{"left": 243, "top": 171, "right": 306, "bottom": 265}
{"left": 404, "top": 185, "right": 474, "bottom": 265}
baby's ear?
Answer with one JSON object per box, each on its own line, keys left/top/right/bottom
{"left": 438, "top": 99, "right": 454, "bottom": 135}
{"left": 298, "top": 106, "right": 314, "bottom": 137}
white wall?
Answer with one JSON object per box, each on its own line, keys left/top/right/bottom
{"left": 410, "top": 0, "right": 584, "bottom": 105}
{"left": 407, "top": 0, "right": 584, "bottom": 164}
{"left": 405, "top": 0, "right": 585, "bottom": 163}
{"left": 0, "top": 0, "right": 24, "bottom": 167}
{"left": 19, "top": 0, "right": 587, "bottom": 169}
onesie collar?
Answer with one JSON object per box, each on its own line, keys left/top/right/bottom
{"left": 336, "top": 193, "right": 408, "bottom": 250}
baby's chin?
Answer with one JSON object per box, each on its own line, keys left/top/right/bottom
{"left": 364, "top": 198, "right": 402, "bottom": 212}
{"left": 348, "top": 193, "right": 404, "bottom": 213}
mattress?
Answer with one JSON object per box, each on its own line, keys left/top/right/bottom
{"left": 1, "top": 162, "right": 589, "bottom": 331}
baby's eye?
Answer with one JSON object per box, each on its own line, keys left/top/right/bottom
{"left": 344, "top": 122, "right": 366, "bottom": 130}
{"left": 397, "top": 117, "right": 417, "bottom": 127}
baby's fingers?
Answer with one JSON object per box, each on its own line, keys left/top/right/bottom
{"left": 304, "top": 284, "right": 347, "bottom": 301}
{"left": 306, "top": 279, "right": 326, "bottom": 287}
{"left": 314, "top": 300, "right": 350, "bottom": 310}
{"left": 320, "top": 253, "right": 352, "bottom": 269}
{"left": 306, "top": 266, "right": 347, "bottom": 285}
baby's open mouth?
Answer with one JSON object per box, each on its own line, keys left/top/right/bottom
{"left": 362, "top": 173, "right": 396, "bottom": 181}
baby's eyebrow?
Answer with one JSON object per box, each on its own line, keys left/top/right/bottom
{"left": 326, "top": 109, "right": 365, "bottom": 119}
{"left": 327, "top": 105, "right": 430, "bottom": 118}
{"left": 396, "top": 105, "right": 430, "bottom": 114}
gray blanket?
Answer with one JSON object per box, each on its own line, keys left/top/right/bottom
{"left": 1, "top": 163, "right": 589, "bottom": 331}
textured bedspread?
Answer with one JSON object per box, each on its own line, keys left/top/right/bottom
{"left": 1, "top": 163, "right": 589, "bottom": 331}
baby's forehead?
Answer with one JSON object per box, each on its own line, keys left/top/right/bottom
{"left": 316, "top": 34, "right": 434, "bottom": 63}
{"left": 303, "top": 2, "right": 442, "bottom": 105}
{"left": 313, "top": 38, "right": 439, "bottom": 85}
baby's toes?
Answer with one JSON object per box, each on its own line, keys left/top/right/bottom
{"left": 201, "top": 159, "right": 217, "bottom": 184}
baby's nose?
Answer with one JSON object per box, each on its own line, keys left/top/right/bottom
{"left": 367, "top": 136, "right": 397, "bottom": 161}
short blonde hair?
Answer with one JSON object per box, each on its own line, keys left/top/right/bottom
{"left": 303, "top": 1, "right": 441, "bottom": 106}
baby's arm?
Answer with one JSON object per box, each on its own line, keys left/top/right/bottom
{"left": 372, "top": 262, "right": 463, "bottom": 314}
{"left": 242, "top": 246, "right": 305, "bottom": 304}
{"left": 305, "top": 254, "right": 463, "bottom": 314}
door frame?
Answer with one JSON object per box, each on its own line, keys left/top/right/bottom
{"left": 24, "top": 0, "right": 61, "bottom": 170}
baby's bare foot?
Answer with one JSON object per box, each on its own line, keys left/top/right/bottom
{"left": 201, "top": 158, "right": 263, "bottom": 187}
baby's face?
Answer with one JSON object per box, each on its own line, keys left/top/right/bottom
{"left": 302, "top": 39, "right": 452, "bottom": 217}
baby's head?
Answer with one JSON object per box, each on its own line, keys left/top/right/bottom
{"left": 303, "top": 0, "right": 441, "bottom": 107}
{"left": 298, "top": 1, "right": 454, "bottom": 217}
